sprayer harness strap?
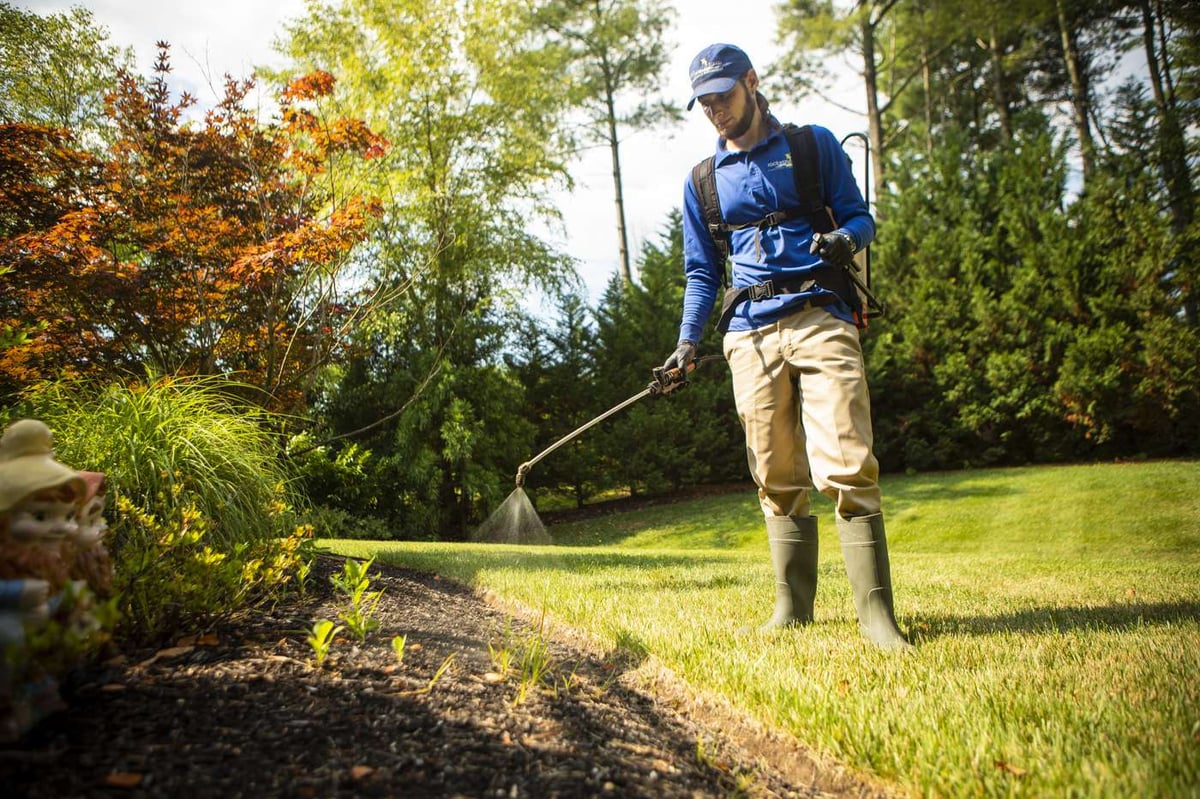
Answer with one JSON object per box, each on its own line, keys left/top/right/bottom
{"left": 691, "top": 123, "right": 835, "bottom": 287}
{"left": 715, "top": 269, "right": 842, "bottom": 333}
{"left": 692, "top": 123, "right": 871, "bottom": 331}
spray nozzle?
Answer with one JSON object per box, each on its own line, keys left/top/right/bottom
{"left": 515, "top": 462, "right": 531, "bottom": 488}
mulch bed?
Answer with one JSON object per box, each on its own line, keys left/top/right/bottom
{"left": 1, "top": 555, "right": 892, "bottom": 798}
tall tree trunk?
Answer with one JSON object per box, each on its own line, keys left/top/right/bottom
{"left": 605, "top": 87, "right": 632, "bottom": 285}
{"left": 861, "top": 8, "right": 886, "bottom": 215}
{"left": 1055, "top": 0, "right": 1095, "bottom": 184}
{"left": 989, "top": 26, "right": 1012, "bottom": 145}
{"left": 1141, "top": 0, "right": 1194, "bottom": 233}
{"left": 922, "top": 43, "right": 934, "bottom": 157}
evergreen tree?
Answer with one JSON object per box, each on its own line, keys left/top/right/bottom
{"left": 593, "top": 212, "right": 742, "bottom": 495}
{"left": 510, "top": 293, "right": 602, "bottom": 507}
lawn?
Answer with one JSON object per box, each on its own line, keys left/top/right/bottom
{"left": 324, "top": 459, "right": 1200, "bottom": 798}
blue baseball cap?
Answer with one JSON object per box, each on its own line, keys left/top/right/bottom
{"left": 687, "top": 43, "right": 753, "bottom": 110}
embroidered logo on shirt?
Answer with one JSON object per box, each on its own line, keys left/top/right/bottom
{"left": 768, "top": 152, "right": 793, "bottom": 172}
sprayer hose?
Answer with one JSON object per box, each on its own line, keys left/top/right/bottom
{"left": 515, "top": 354, "right": 727, "bottom": 485}
{"left": 520, "top": 385, "right": 653, "bottom": 475}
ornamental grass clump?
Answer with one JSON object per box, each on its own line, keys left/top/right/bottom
{"left": 9, "top": 375, "right": 313, "bottom": 643}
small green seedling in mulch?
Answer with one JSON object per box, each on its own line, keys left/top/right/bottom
{"left": 307, "top": 619, "right": 342, "bottom": 667}
{"left": 551, "top": 664, "right": 583, "bottom": 699}
{"left": 487, "top": 635, "right": 514, "bottom": 676}
{"left": 398, "top": 652, "right": 456, "bottom": 697}
{"left": 515, "top": 632, "right": 553, "bottom": 705}
{"left": 391, "top": 634, "right": 407, "bottom": 666}
{"left": 331, "top": 557, "right": 382, "bottom": 642}
{"left": 488, "top": 615, "right": 558, "bottom": 705}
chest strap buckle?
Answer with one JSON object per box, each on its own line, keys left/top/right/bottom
{"left": 748, "top": 280, "right": 776, "bottom": 301}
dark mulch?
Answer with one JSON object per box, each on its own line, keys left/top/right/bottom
{"left": 1, "top": 555, "right": 891, "bottom": 798}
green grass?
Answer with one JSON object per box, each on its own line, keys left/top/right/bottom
{"left": 323, "top": 460, "right": 1200, "bottom": 798}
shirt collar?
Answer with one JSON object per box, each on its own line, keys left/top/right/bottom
{"left": 714, "top": 114, "right": 785, "bottom": 164}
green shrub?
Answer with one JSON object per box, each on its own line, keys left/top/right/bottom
{"left": 7, "top": 375, "right": 313, "bottom": 643}
{"left": 306, "top": 504, "right": 396, "bottom": 541}
{"left": 286, "top": 435, "right": 378, "bottom": 518}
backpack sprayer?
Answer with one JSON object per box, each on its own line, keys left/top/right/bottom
{"left": 513, "top": 355, "right": 725, "bottom": 488}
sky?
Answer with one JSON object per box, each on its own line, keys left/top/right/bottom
{"left": 19, "top": 0, "right": 866, "bottom": 302}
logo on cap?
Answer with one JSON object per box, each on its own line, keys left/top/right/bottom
{"left": 690, "top": 58, "right": 725, "bottom": 82}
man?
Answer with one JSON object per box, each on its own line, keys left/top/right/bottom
{"left": 663, "top": 43, "right": 910, "bottom": 650}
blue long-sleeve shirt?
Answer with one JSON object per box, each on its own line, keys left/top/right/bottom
{"left": 679, "top": 122, "right": 875, "bottom": 343}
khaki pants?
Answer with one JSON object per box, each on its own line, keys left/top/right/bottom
{"left": 723, "top": 305, "right": 881, "bottom": 520}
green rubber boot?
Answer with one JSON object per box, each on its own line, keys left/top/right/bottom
{"left": 837, "top": 513, "right": 913, "bottom": 651}
{"left": 762, "top": 515, "right": 819, "bottom": 630}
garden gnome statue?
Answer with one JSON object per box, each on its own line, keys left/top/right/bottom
{"left": 0, "top": 419, "right": 86, "bottom": 590}
{"left": 0, "top": 418, "right": 88, "bottom": 742}
{"left": 0, "top": 578, "right": 51, "bottom": 645}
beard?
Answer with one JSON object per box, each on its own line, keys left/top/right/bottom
{"left": 715, "top": 85, "right": 758, "bottom": 140}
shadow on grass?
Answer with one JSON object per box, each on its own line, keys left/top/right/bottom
{"left": 378, "top": 547, "right": 747, "bottom": 577}
{"left": 914, "top": 599, "right": 1200, "bottom": 640}
{"left": 884, "top": 476, "right": 1025, "bottom": 520}
{"left": 610, "top": 627, "right": 651, "bottom": 666}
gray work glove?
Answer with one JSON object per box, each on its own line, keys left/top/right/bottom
{"left": 652, "top": 340, "right": 697, "bottom": 396}
{"left": 810, "top": 230, "right": 856, "bottom": 268}
{"left": 662, "top": 340, "right": 696, "bottom": 374}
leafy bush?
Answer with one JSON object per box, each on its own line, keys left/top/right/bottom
{"left": 306, "top": 504, "right": 396, "bottom": 541}
{"left": 287, "top": 436, "right": 377, "bottom": 518}
{"left": 6, "top": 375, "right": 313, "bottom": 643}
